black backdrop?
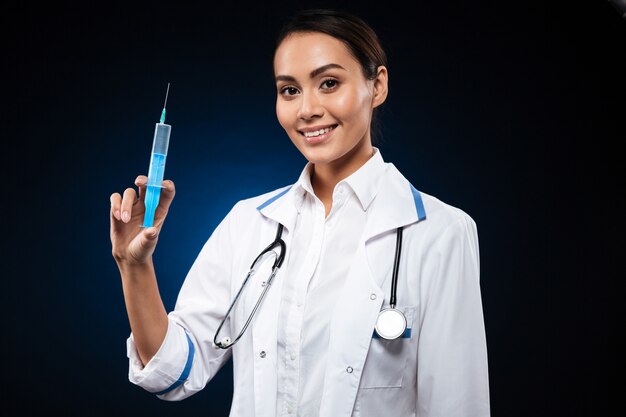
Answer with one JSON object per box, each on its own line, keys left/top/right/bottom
{"left": 4, "top": 1, "right": 624, "bottom": 416}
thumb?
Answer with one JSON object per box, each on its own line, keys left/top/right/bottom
{"left": 144, "top": 227, "right": 159, "bottom": 240}
{"left": 137, "top": 226, "right": 160, "bottom": 254}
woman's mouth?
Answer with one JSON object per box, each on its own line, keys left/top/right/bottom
{"left": 298, "top": 124, "right": 338, "bottom": 144}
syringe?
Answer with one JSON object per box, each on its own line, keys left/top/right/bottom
{"left": 142, "top": 83, "right": 172, "bottom": 228}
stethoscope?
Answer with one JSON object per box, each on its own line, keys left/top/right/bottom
{"left": 213, "top": 223, "right": 406, "bottom": 349}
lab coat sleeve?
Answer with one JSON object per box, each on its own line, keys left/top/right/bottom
{"left": 126, "top": 202, "right": 240, "bottom": 400}
{"left": 127, "top": 318, "right": 194, "bottom": 394}
{"left": 416, "top": 215, "right": 490, "bottom": 417}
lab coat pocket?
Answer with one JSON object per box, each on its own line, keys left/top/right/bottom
{"left": 359, "top": 306, "right": 415, "bottom": 389}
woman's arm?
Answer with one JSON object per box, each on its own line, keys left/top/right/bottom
{"left": 118, "top": 260, "right": 168, "bottom": 366}
{"left": 416, "top": 215, "right": 490, "bottom": 416}
{"left": 124, "top": 201, "right": 241, "bottom": 400}
{"left": 110, "top": 176, "right": 175, "bottom": 366}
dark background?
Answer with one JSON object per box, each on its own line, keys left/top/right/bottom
{"left": 4, "top": 0, "right": 624, "bottom": 416}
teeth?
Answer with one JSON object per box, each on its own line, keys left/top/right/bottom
{"left": 303, "top": 126, "right": 335, "bottom": 137}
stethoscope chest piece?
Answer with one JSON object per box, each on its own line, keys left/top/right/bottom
{"left": 375, "top": 307, "right": 407, "bottom": 340}
{"left": 374, "top": 226, "right": 408, "bottom": 341}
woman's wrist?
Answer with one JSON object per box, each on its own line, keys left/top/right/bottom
{"left": 117, "top": 258, "right": 155, "bottom": 280}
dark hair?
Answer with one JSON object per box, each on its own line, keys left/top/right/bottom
{"left": 274, "top": 9, "right": 388, "bottom": 144}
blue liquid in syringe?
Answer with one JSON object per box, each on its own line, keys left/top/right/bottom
{"left": 143, "top": 152, "right": 166, "bottom": 228}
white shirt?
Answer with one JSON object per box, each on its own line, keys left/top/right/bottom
{"left": 125, "top": 146, "right": 490, "bottom": 417}
{"left": 277, "top": 148, "right": 386, "bottom": 416}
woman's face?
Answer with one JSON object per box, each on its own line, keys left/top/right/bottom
{"left": 274, "top": 32, "right": 387, "bottom": 166}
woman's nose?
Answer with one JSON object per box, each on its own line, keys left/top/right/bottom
{"left": 297, "top": 92, "right": 323, "bottom": 120}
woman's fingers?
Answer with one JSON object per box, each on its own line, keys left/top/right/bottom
{"left": 120, "top": 188, "right": 138, "bottom": 223}
{"left": 157, "top": 179, "right": 176, "bottom": 213}
{"left": 110, "top": 175, "right": 147, "bottom": 223}
{"left": 110, "top": 192, "right": 122, "bottom": 221}
{"left": 135, "top": 176, "right": 173, "bottom": 207}
{"left": 110, "top": 176, "right": 173, "bottom": 226}
{"left": 109, "top": 177, "right": 174, "bottom": 264}
{"left": 135, "top": 175, "right": 148, "bottom": 202}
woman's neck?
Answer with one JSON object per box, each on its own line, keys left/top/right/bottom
{"left": 311, "top": 140, "right": 374, "bottom": 216}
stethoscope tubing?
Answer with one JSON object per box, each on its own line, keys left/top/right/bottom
{"left": 390, "top": 226, "right": 403, "bottom": 309}
{"left": 213, "top": 224, "right": 286, "bottom": 349}
{"left": 215, "top": 221, "right": 407, "bottom": 348}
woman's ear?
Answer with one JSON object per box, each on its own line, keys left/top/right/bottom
{"left": 372, "top": 66, "right": 389, "bottom": 109}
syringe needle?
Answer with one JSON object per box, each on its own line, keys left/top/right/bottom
{"left": 160, "top": 83, "right": 170, "bottom": 124}
{"left": 163, "top": 82, "right": 170, "bottom": 109}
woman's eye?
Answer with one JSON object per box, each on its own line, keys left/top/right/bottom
{"left": 321, "top": 79, "right": 339, "bottom": 89}
{"left": 280, "top": 86, "right": 299, "bottom": 96}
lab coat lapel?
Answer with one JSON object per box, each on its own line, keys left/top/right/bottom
{"left": 363, "top": 164, "right": 420, "bottom": 246}
{"left": 252, "top": 186, "right": 298, "bottom": 417}
{"left": 362, "top": 164, "right": 423, "bottom": 289}
{"left": 319, "top": 164, "right": 423, "bottom": 417}
{"left": 255, "top": 185, "right": 299, "bottom": 236}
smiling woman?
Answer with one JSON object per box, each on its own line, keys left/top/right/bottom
{"left": 274, "top": 31, "right": 388, "bottom": 216}
{"left": 110, "top": 8, "right": 490, "bottom": 417}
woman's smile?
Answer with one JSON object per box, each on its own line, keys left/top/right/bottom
{"left": 299, "top": 124, "right": 339, "bottom": 144}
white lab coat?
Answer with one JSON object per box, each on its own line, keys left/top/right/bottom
{"left": 127, "top": 162, "right": 490, "bottom": 417}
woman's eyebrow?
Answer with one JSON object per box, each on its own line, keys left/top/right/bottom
{"left": 275, "top": 63, "right": 346, "bottom": 83}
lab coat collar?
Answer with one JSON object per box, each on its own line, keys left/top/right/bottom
{"left": 255, "top": 152, "right": 426, "bottom": 240}
{"left": 291, "top": 147, "right": 387, "bottom": 213}
{"left": 343, "top": 147, "right": 386, "bottom": 212}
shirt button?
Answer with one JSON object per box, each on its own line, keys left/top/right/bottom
{"left": 287, "top": 405, "right": 294, "bottom": 414}
{"left": 259, "top": 351, "right": 266, "bottom": 358}
{"left": 337, "top": 185, "right": 345, "bottom": 194}
{"left": 346, "top": 366, "right": 354, "bottom": 374}
{"left": 370, "top": 293, "right": 377, "bottom": 300}
{"left": 297, "top": 300, "right": 303, "bottom": 307}
{"left": 290, "top": 352, "right": 296, "bottom": 360}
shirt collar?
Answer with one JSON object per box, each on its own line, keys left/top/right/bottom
{"left": 292, "top": 146, "right": 387, "bottom": 213}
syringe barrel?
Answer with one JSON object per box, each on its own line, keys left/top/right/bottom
{"left": 146, "top": 123, "right": 171, "bottom": 187}
{"left": 151, "top": 123, "right": 171, "bottom": 155}
{"left": 143, "top": 123, "right": 171, "bottom": 228}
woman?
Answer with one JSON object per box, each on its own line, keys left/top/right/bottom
{"left": 110, "top": 9, "right": 490, "bottom": 417}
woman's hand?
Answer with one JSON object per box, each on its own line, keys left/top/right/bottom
{"left": 110, "top": 175, "right": 176, "bottom": 267}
